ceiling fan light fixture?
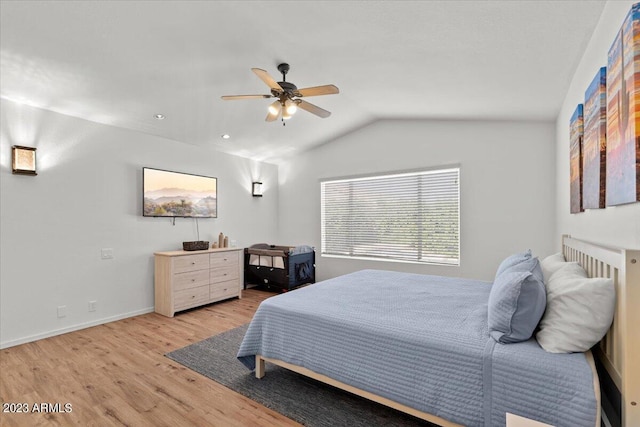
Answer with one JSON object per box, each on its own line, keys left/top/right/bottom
{"left": 285, "top": 99, "right": 297, "bottom": 115}
{"left": 268, "top": 101, "right": 280, "bottom": 116}
{"left": 282, "top": 110, "right": 292, "bottom": 120}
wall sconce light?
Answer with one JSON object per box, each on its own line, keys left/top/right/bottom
{"left": 252, "top": 181, "right": 263, "bottom": 197}
{"left": 12, "top": 145, "right": 37, "bottom": 175}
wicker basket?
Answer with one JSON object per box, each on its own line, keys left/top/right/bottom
{"left": 182, "top": 241, "right": 210, "bottom": 251}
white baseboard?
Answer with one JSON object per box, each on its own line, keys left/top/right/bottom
{"left": 0, "top": 307, "right": 155, "bottom": 349}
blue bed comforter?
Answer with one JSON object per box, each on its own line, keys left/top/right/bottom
{"left": 237, "top": 269, "right": 597, "bottom": 427}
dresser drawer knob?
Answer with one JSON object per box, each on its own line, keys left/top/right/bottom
{"left": 192, "top": 279, "right": 195, "bottom": 282}
{"left": 191, "top": 262, "right": 196, "bottom": 265}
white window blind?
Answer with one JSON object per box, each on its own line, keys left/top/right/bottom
{"left": 321, "top": 167, "right": 460, "bottom": 265}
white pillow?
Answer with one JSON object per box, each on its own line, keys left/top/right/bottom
{"left": 547, "top": 262, "right": 587, "bottom": 280}
{"left": 536, "top": 263, "right": 615, "bottom": 353}
{"left": 540, "top": 253, "right": 568, "bottom": 283}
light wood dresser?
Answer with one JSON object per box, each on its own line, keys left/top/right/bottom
{"left": 154, "top": 247, "right": 243, "bottom": 317}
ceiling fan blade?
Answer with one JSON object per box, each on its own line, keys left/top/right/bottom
{"left": 252, "top": 68, "right": 283, "bottom": 93}
{"left": 221, "top": 94, "right": 272, "bottom": 100}
{"left": 296, "top": 84, "right": 339, "bottom": 97}
{"left": 265, "top": 100, "right": 281, "bottom": 122}
{"left": 297, "top": 100, "right": 331, "bottom": 118}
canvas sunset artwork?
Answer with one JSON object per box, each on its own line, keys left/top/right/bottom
{"left": 583, "top": 67, "right": 607, "bottom": 209}
{"left": 570, "top": 104, "right": 584, "bottom": 214}
{"left": 606, "top": 3, "right": 640, "bottom": 206}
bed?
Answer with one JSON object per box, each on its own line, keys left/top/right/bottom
{"left": 237, "top": 236, "right": 639, "bottom": 427}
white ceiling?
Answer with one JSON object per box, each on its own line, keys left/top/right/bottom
{"left": 1, "top": 1, "right": 606, "bottom": 164}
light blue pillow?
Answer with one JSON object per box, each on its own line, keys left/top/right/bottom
{"left": 494, "top": 250, "right": 532, "bottom": 281}
{"left": 488, "top": 257, "right": 546, "bottom": 344}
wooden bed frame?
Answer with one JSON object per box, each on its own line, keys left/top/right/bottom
{"left": 255, "top": 236, "right": 639, "bottom": 427}
{"left": 562, "top": 235, "right": 639, "bottom": 427}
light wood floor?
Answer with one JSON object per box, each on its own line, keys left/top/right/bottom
{"left": 0, "top": 289, "right": 301, "bottom": 427}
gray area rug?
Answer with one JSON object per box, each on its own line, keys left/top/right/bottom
{"left": 166, "top": 324, "right": 438, "bottom": 427}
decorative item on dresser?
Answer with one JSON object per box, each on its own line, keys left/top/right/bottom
{"left": 182, "top": 240, "right": 209, "bottom": 251}
{"left": 154, "top": 247, "right": 243, "bottom": 317}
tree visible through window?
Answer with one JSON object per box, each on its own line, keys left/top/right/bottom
{"left": 321, "top": 167, "right": 460, "bottom": 265}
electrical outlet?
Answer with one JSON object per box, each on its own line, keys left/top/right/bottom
{"left": 101, "top": 248, "right": 114, "bottom": 260}
{"left": 57, "top": 305, "right": 67, "bottom": 318}
{"left": 88, "top": 301, "right": 97, "bottom": 312}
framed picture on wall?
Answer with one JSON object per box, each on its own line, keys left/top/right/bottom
{"left": 583, "top": 67, "right": 607, "bottom": 209}
{"left": 570, "top": 104, "right": 584, "bottom": 214}
{"left": 606, "top": 3, "right": 640, "bottom": 206}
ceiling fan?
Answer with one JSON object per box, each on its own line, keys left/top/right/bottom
{"left": 221, "top": 63, "right": 339, "bottom": 124}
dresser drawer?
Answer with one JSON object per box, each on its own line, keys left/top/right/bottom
{"left": 173, "top": 254, "right": 209, "bottom": 274}
{"left": 173, "top": 269, "right": 210, "bottom": 291}
{"left": 210, "top": 265, "right": 239, "bottom": 284}
{"left": 155, "top": 248, "right": 242, "bottom": 317}
{"left": 210, "top": 280, "right": 239, "bottom": 301}
{"left": 210, "top": 251, "right": 239, "bottom": 268}
{"left": 174, "top": 286, "right": 210, "bottom": 310}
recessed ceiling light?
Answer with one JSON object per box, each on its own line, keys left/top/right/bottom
{"left": 221, "top": 134, "right": 230, "bottom": 139}
{"left": 154, "top": 113, "right": 165, "bottom": 120}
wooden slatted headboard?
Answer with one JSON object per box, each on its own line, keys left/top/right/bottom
{"left": 562, "top": 235, "right": 640, "bottom": 427}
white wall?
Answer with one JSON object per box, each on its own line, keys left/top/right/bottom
{"left": 555, "top": 0, "right": 640, "bottom": 250}
{"left": 0, "top": 99, "right": 279, "bottom": 348}
{"left": 278, "top": 119, "right": 556, "bottom": 282}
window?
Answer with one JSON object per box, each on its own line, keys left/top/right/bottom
{"left": 321, "top": 167, "right": 460, "bottom": 265}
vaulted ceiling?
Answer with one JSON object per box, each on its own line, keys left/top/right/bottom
{"left": 1, "top": 1, "right": 606, "bottom": 163}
